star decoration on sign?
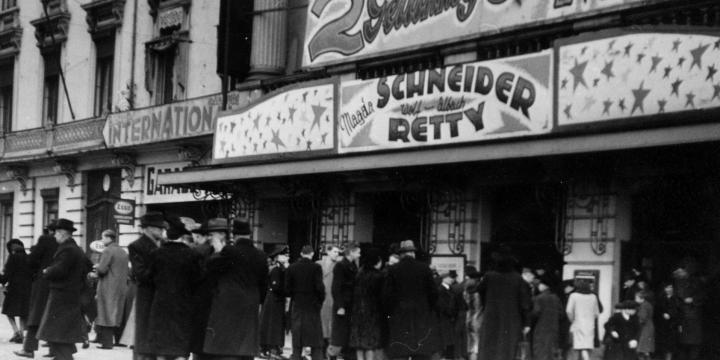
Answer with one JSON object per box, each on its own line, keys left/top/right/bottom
{"left": 602, "top": 99, "right": 613, "bottom": 115}
{"left": 671, "top": 78, "right": 682, "bottom": 97}
{"left": 715, "top": 39, "right": 720, "bottom": 50}
{"left": 630, "top": 81, "right": 651, "bottom": 115}
{"left": 685, "top": 92, "right": 695, "bottom": 108}
{"left": 563, "top": 104, "right": 572, "bottom": 119}
{"left": 649, "top": 55, "right": 662, "bottom": 73}
{"left": 569, "top": 59, "right": 589, "bottom": 91}
{"left": 672, "top": 39, "right": 681, "bottom": 52}
{"left": 618, "top": 98, "right": 626, "bottom": 112}
{"left": 707, "top": 65, "right": 717, "bottom": 81}
{"left": 678, "top": 57, "right": 686, "bottom": 67}
{"left": 663, "top": 66, "right": 672, "bottom": 79}
{"left": 601, "top": 60, "right": 615, "bottom": 80}
{"left": 689, "top": 43, "right": 709, "bottom": 70}
{"left": 713, "top": 84, "right": 720, "bottom": 101}
{"left": 253, "top": 114, "right": 261, "bottom": 130}
{"left": 270, "top": 129, "right": 285, "bottom": 150}
{"left": 608, "top": 40, "right": 616, "bottom": 51}
{"left": 561, "top": 78, "right": 568, "bottom": 89}
{"left": 624, "top": 43, "right": 633, "bottom": 57}
{"left": 310, "top": 104, "right": 326, "bottom": 131}
{"left": 658, "top": 99, "right": 667, "bottom": 113}
{"left": 636, "top": 53, "right": 646, "bottom": 64}
{"left": 288, "top": 106, "right": 297, "bottom": 123}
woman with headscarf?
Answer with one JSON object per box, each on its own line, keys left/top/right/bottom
{"left": 0, "top": 239, "right": 32, "bottom": 343}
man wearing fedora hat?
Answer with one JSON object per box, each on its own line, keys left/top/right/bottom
{"left": 36, "top": 219, "right": 89, "bottom": 360}
{"left": 382, "top": 240, "right": 440, "bottom": 360}
{"left": 128, "top": 211, "right": 167, "bottom": 360}
{"left": 202, "top": 218, "right": 268, "bottom": 360}
{"left": 15, "top": 221, "right": 58, "bottom": 358}
{"left": 260, "top": 245, "right": 290, "bottom": 359}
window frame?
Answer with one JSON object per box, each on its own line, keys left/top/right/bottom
{"left": 93, "top": 37, "right": 115, "bottom": 116}
{"left": 42, "top": 51, "right": 61, "bottom": 127}
{"left": 41, "top": 188, "right": 59, "bottom": 229}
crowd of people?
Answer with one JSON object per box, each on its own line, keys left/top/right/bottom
{"left": 0, "top": 212, "right": 717, "bottom": 360}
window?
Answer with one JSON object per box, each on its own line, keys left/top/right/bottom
{"left": 43, "top": 52, "right": 60, "bottom": 126}
{"left": 94, "top": 38, "right": 114, "bottom": 116}
{"left": 1, "top": 0, "right": 16, "bottom": 10}
{"left": 155, "top": 48, "right": 175, "bottom": 105}
{"left": 0, "top": 194, "right": 13, "bottom": 265}
{"left": 42, "top": 188, "right": 59, "bottom": 229}
{"left": 0, "top": 62, "right": 12, "bottom": 133}
{"left": 217, "top": 0, "right": 253, "bottom": 85}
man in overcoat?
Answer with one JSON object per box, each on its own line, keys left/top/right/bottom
{"left": 330, "top": 243, "right": 360, "bottom": 359}
{"left": 36, "top": 219, "right": 89, "bottom": 360}
{"left": 317, "top": 245, "right": 340, "bottom": 351}
{"left": 15, "top": 221, "right": 57, "bottom": 358}
{"left": 203, "top": 218, "right": 268, "bottom": 360}
{"left": 383, "top": 240, "right": 440, "bottom": 360}
{"left": 128, "top": 211, "right": 167, "bottom": 360}
{"left": 285, "top": 245, "right": 325, "bottom": 360}
{"left": 91, "top": 229, "right": 129, "bottom": 349}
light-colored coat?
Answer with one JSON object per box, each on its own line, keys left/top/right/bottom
{"left": 95, "top": 242, "right": 129, "bottom": 327}
{"left": 566, "top": 292, "right": 600, "bottom": 350}
{"left": 317, "top": 256, "right": 336, "bottom": 338}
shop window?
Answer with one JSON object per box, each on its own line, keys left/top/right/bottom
{"left": 42, "top": 188, "right": 59, "bottom": 228}
{"left": 0, "top": 61, "right": 12, "bottom": 133}
{"left": 42, "top": 51, "right": 60, "bottom": 126}
{"left": 94, "top": 38, "right": 114, "bottom": 116}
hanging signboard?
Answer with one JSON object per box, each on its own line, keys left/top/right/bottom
{"left": 303, "top": 0, "right": 651, "bottom": 67}
{"left": 104, "top": 91, "right": 256, "bottom": 148}
{"left": 339, "top": 50, "right": 553, "bottom": 153}
{"left": 557, "top": 30, "right": 720, "bottom": 126}
{"left": 213, "top": 79, "right": 338, "bottom": 163}
{"left": 113, "top": 199, "right": 135, "bottom": 225}
{"left": 144, "top": 162, "right": 205, "bottom": 204}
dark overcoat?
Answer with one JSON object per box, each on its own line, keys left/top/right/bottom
{"left": 349, "top": 268, "right": 384, "bottom": 350}
{"left": 383, "top": 256, "right": 440, "bottom": 358}
{"left": 675, "top": 276, "right": 703, "bottom": 345}
{"left": 531, "top": 290, "right": 563, "bottom": 360}
{"left": 477, "top": 270, "right": 532, "bottom": 360}
{"left": 204, "top": 239, "right": 268, "bottom": 356}
{"left": 436, "top": 284, "right": 459, "bottom": 349}
{"left": 37, "top": 239, "right": 88, "bottom": 344}
{"left": 603, "top": 313, "right": 640, "bottom": 360}
{"left": 285, "top": 257, "right": 325, "bottom": 348}
{"left": 26, "top": 234, "right": 58, "bottom": 326}
{"left": 95, "top": 243, "right": 129, "bottom": 327}
{"left": 147, "top": 241, "right": 203, "bottom": 357}
{"left": 1, "top": 249, "right": 32, "bottom": 317}
{"left": 331, "top": 257, "right": 357, "bottom": 347}
{"left": 260, "top": 265, "right": 287, "bottom": 347}
{"left": 191, "top": 242, "right": 215, "bottom": 355}
{"left": 655, "top": 294, "right": 681, "bottom": 354}
{"left": 128, "top": 234, "right": 159, "bottom": 355}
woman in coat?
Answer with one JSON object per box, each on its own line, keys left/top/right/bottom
{"left": 146, "top": 218, "right": 203, "bottom": 360}
{"left": 477, "top": 247, "right": 531, "bottom": 360}
{"left": 655, "top": 282, "right": 681, "bottom": 360}
{"left": 603, "top": 301, "right": 640, "bottom": 360}
{"left": 565, "top": 280, "right": 600, "bottom": 360}
{"left": 260, "top": 245, "right": 290, "bottom": 359}
{"left": 635, "top": 291, "right": 655, "bottom": 359}
{"left": 349, "top": 249, "right": 385, "bottom": 360}
{"left": 531, "top": 276, "right": 563, "bottom": 360}
{"left": 1, "top": 239, "right": 32, "bottom": 343}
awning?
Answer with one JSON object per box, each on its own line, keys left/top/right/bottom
{"left": 158, "top": 121, "right": 720, "bottom": 187}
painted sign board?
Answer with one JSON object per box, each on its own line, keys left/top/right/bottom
{"left": 104, "top": 91, "right": 256, "bottom": 148}
{"left": 431, "top": 255, "right": 467, "bottom": 282}
{"left": 144, "top": 162, "right": 205, "bottom": 204}
{"left": 112, "top": 199, "right": 135, "bottom": 225}
{"left": 339, "top": 50, "right": 553, "bottom": 153}
{"left": 557, "top": 30, "right": 720, "bottom": 126}
{"left": 303, "top": 0, "right": 650, "bottom": 67}
{"left": 213, "top": 79, "right": 338, "bottom": 163}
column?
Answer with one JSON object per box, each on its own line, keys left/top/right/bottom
{"left": 248, "top": 0, "right": 287, "bottom": 80}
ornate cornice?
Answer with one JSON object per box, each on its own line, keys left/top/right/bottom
{"left": 30, "top": 10, "right": 71, "bottom": 52}
{"left": 52, "top": 159, "right": 78, "bottom": 190}
{"left": 0, "top": 7, "right": 22, "bottom": 60}
{"left": 5, "top": 165, "right": 29, "bottom": 195}
{"left": 81, "top": 0, "right": 126, "bottom": 39}
{"left": 111, "top": 153, "right": 136, "bottom": 188}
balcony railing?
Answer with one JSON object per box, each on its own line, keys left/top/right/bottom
{"left": 2, "top": 117, "right": 106, "bottom": 161}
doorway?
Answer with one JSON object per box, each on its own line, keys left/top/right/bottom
{"left": 368, "top": 192, "right": 423, "bottom": 253}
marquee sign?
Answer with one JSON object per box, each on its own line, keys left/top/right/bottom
{"left": 339, "top": 51, "right": 553, "bottom": 153}
{"left": 557, "top": 30, "right": 720, "bottom": 126}
{"left": 213, "top": 79, "right": 338, "bottom": 163}
{"left": 303, "top": 0, "right": 650, "bottom": 67}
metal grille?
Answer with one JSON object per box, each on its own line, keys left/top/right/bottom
{"left": 318, "top": 192, "right": 354, "bottom": 251}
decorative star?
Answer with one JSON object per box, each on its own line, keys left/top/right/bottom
{"left": 253, "top": 143, "right": 258, "bottom": 152}
{"left": 563, "top": 104, "right": 572, "bottom": 119}
{"left": 288, "top": 106, "right": 297, "bottom": 122}
{"left": 649, "top": 55, "right": 662, "bottom": 73}
{"left": 672, "top": 39, "right": 681, "bottom": 52}
{"left": 608, "top": 39, "right": 617, "bottom": 51}
{"left": 583, "top": 96, "right": 597, "bottom": 111}
{"left": 561, "top": 78, "right": 568, "bottom": 89}
{"left": 685, "top": 92, "right": 695, "bottom": 108}
{"left": 689, "top": 43, "right": 709, "bottom": 70}
{"left": 712, "top": 84, "right": 720, "bottom": 101}
{"left": 581, "top": 46, "right": 588, "bottom": 55}
{"left": 624, "top": 43, "right": 633, "bottom": 57}
{"left": 630, "top": 81, "right": 651, "bottom": 115}
{"left": 569, "top": 59, "right": 589, "bottom": 91}
{"left": 601, "top": 60, "right": 614, "bottom": 81}
{"left": 678, "top": 57, "right": 686, "bottom": 67}
{"left": 270, "top": 129, "right": 285, "bottom": 150}
{"left": 310, "top": 104, "right": 326, "bottom": 131}
{"left": 302, "top": 92, "right": 309, "bottom": 102}
{"left": 263, "top": 140, "right": 267, "bottom": 149}
{"left": 715, "top": 39, "right": 720, "bottom": 50}
{"left": 306, "top": 141, "right": 312, "bottom": 151}
{"left": 707, "top": 65, "right": 717, "bottom": 81}
{"left": 618, "top": 98, "right": 626, "bottom": 112}
{"left": 658, "top": 99, "right": 667, "bottom": 113}
{"left": 265, "top": 116, "right": 272, "bottom": 127}
{"left": 602, "top": 99, "right": 613, "bottom": 115}
{"left": 663, "top": 66, "right": 672, "bottom": 79}
{"left": 321, "top": 132, "right": 328, "bottom": 144}
{"left": 636, "top": 53, "right": 646, "bottom": 64}
{"left": 593, "top": 78, "right": 600, "bottom": 87}
{"left": 253, "top": 114, "right": 261, "bottom": 130}
{"left": 671, "top": 78, "right": 683, "bottom": 97}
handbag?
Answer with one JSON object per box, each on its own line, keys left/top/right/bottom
{"left": 515, "top": 334, "right": 531, "bottom": 360}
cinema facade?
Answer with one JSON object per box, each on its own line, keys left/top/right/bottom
{"left": 159, "top": 0, "right": 720, "bottom": 344}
